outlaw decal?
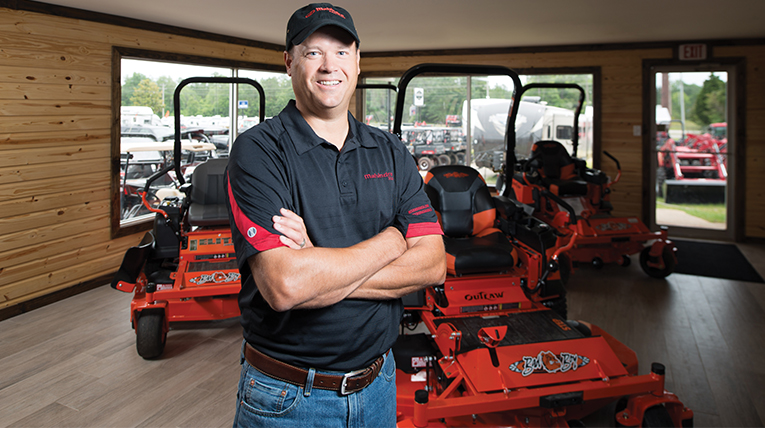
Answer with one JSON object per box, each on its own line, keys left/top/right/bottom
{"left": 464, "top": 291, "right": 504, "bottom": 302}
{"left": 189, "top": 271, "right": 241, "bottom": 285}
{"left": 509, "top": 350, "right": 589, "bottom": 377}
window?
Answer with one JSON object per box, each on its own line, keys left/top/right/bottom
{"left": 113, "top": 49, "right": 290, "bottom": 237}
{"left": 360, "top": 71, "right": 597, "bottom": 188}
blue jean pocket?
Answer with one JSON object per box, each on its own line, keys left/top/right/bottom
{"left": 239, "top": 362, "right": 301, "bottom": 418}
{"left": 379, "top": 350, "right": 396, "bottom": 382}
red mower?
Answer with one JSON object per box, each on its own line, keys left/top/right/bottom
{"left": 509, "top": 83, "right": 676, "bottom": 278}
{"left": 111, "top": 77, "right": 264, "bottom": 358}
{"left": 391, "top": 64, "right": 692, "bottom": 427}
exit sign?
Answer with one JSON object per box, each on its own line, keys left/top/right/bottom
{"left": 678, "top": 44, "right": 707, "bottom": 61}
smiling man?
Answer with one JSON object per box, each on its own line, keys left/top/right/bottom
{"left": 225, "top": 3, "right": 446, "bottom": 427}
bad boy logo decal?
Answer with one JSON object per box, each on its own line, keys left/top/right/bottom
{"left": 509, "top": 350, "right": 590, "bottom": 377}
{"left": 190, "top": 271, "right": 241, "bottom": 285}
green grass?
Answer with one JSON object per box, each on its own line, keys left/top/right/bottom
{"left": 656, "top": 196, "right": 726, "bottom": 223}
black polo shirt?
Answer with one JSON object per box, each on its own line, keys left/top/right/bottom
{"left": 226, "top": 100, "right": 442, "bottom": 371}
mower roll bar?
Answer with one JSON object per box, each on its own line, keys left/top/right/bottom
{"left": 515, "top": 83, "right": 586, "bottom": 157}
{"left": 172, "top": 77, "right": 266, "bottom": 185}
{"left": 391, "top": 63, "right": 523, "bottom": 194}
{"left": 603, "top": 150, "right": 622, "bottom": 186}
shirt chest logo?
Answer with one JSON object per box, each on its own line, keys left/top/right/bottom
{"left": 363, "top": 172, "right": 394, "bottom": 181}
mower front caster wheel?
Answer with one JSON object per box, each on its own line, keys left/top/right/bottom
{"left": 136, "top": 310, "right": 166, "bottom": 359}
{"left": 639, "top": 246, "right": 676, "bottom": 279}
{"left": 642, "top": 404, "right": 675, "bottom": 427}
{"left": 621, "top": 255, "right": 632, "bottom": 267}
{"left": 591, "top": 257, "right": 604, "bottom": 269}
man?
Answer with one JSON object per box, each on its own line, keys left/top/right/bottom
{"left": 225, "top": 3, "right": 446, "bottom": 427}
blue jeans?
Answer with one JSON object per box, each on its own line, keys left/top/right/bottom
{"left": 233, "top": 344, "right": 396, "bottom": 428}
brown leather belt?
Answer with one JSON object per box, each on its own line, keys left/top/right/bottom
{"left": 244, "top": 342, "right": 385, "bottom": 395}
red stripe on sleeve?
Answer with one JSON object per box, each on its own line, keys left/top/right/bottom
{"left": 227, "top": 172, "right": 284, "bottom": 252}
{"left": 406, "top": 221, "right": 444, "bottom": 238}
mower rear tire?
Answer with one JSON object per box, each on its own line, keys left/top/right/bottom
{"left": 639, "top": 246, "right": 675, "bottom": 279}
{"left": 136, "top": 310, "right": 166, "bottom": 359}
{"left": 642, "top": 404, "right": 674, "bottom": 427}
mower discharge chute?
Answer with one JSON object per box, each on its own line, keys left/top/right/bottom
{"left": 111, "top": 77, "right": 265, "bottom": 359}
{"left": 510, "top": 83, "right": 676, "bottom": 278}
{"left": 392, "top": 65, "right": 692, "bottom": 427}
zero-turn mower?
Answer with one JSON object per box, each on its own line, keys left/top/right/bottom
{"left": 509, "top": 83, "right": 677, "bottom": 278}
{"left": 392, "top": 65, "right": 692, "bottom": 427}
{"left": 111, "top": 77, "right": 264, "bottom": 358}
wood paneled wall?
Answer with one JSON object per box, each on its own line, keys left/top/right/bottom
{"left": 0, "top": 7, "right": 283, "bottom": 312}
{"left": 0, "top": 5, "right": 763, "bottom": 314}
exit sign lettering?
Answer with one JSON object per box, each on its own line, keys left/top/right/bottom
{"left": 679, "top": 44, "right": 707, "bottom": 61}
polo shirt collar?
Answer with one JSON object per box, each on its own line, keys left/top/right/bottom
{"left": 279, "top": 100, "right": 379, "bottom": 155}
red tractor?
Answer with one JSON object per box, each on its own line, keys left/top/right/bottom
{"left": 391, "top": 64, "right": 692, "bottom": 427}
{"left": 657, "top": 121, "right": 727, "bottom": 204}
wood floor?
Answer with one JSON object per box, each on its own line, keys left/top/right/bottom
{"left": 1, "top": 242, "right": 764, "bottom": 427}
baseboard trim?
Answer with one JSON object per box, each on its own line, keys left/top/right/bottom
{"left": 0, "top": 274, "right": 114, "bottom": 322}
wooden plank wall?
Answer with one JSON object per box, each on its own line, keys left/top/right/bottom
{"left": 0, "top": 7, "right": 283, "bottom": 311}
{"left": 359, "top": 45, "right": 765, "bottom": 238}
{"left": 0, "top": 6, "right": 763, "bottom": 314}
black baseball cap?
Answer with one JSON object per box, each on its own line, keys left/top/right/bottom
{"left": 286, "top": 3, "right": 360, "bottom": 50}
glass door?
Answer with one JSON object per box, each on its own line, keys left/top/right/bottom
{"left": 649, "top": 65, "right": 737, "bottom": 240}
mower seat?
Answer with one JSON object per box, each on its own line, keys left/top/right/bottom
{"left": 424, "top": 165, "right": 517, "bottom": 276}
{"left": 528, "top": 140, "right": 588, "bottom": 196}
{"left": 187, "top": 158, "right": 230, "bottom": 227}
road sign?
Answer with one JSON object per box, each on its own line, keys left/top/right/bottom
{"left": 414, "top": 88, "right": 424, "bottom": 106}
{"left": 238, "top": 100, "right": 249, "bottom": 109}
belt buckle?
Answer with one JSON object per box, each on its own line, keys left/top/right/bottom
{"left": 340, "top": 368, "right": 367, "bottom": 395}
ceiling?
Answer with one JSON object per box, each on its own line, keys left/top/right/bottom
{"left": 37, "top": 0, "right": 765, "bottom": 52}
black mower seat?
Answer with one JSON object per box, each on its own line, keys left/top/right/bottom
{"left": 424, "top": 165, "right": 517, "bottom": 276}
{"left": 188, "top": 158, "right": 230, "bottom": 227}
{"left": 528, "top": 140, "right": 588, "bottom": 196}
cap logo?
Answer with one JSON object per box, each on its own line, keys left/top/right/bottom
{"left": 305, "top": 7, "right": 346, "bottom": 19}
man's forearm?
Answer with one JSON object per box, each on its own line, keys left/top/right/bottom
{"left": 250, "top": 227, "right": 407, "bottom": 311}
{"left": 347, "top": 234, "right": 446, "bottom": 301}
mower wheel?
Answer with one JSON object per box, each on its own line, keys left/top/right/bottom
{"left": 642, "top": 404, "right": 674, "bottom": 427}
{"left": 136, "top": 310, "right": 166, "bottom": 359}
{"left": 417, "top": 157, "right": 434, "bottom": 171}
{"left": 592, "top": 257, "right": 604, "bottom": 269}
{"left": 639, "top": 246, "right": 675, "bottom": 279}
{"left": 621, "top": 255, "right": 632, "bottom": 267}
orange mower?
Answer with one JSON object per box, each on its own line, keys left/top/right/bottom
{"left": 391, "top": 64, "right": 692, "bottom": 427}
{"left": 509, "top": 83, "right": 676, "bottom": 278}
{"left": 111, "top": 77, "right": 264, "bottom": 358}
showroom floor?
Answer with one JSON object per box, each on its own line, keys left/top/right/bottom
{"left": 1, "top": 243, "right": 764, "bottom": 427}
